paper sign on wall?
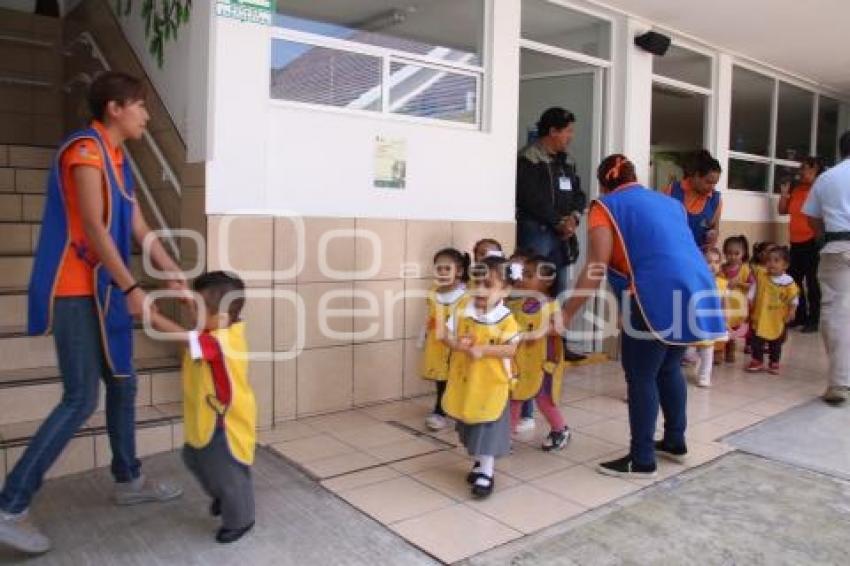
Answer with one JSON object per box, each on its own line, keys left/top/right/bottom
{"left": 216, "top": 0, "right": 272, "bottom": 25}
{"left": 374, "top": 136, "right": 407, "bottom": 190}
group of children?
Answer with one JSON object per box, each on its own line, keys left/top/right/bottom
{"left": 689, "top": 236, "right": 800, "bottom": 387}
{"left": 418, "top": 238, "right": 571, "bottom": 499}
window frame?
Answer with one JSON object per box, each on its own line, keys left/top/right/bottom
{"left": 268, "top": 3, "right": 489, "bottom": 130}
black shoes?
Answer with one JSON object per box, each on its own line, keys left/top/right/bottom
{"left": 800, "top": 323, "right": 819, "bottom": 334}
{"left": 597, "top": 455, "right": 657, "bottom": 479}
{"left": 471, "top": 476, "right": 494, "bottom": 499}
{"left": 216, "top": 522, "right": 254, "bottom": 544}
{"left": 564, "top": 348, "right": 588, "bottom": 363}
{"left": 210, "top": 499, "right": 221, "bottom": 517}
{"left": 466, "top": 461, "right": 482, "bottom": 484}
{"left": 542, "top": 428, "right": 571, "bottom": 452}
{"left": 654, "top": 441, "right": 688, "bottom": 464}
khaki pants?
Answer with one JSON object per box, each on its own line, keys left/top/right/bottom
{"left": 818, "top": 251, "right": 850, "bottom": 389}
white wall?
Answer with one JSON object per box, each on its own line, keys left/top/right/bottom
{"left": 206, "top": 1, "right": 521, "bottom": 221}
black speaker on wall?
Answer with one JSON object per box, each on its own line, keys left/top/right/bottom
{"left": 634, "top": 31, "right": 671, "bottom": 56}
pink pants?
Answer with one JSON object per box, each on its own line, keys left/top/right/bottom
{"left": 510, "top": 391, "right": 566, "bottom": 432}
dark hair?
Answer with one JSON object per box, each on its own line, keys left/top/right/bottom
{"left": 686, "top": 150, "right": 722, "bottom": 178}
{"left": 723, "top": 235, "right": 750, "bottom": 262}
{"left": 840, "top": 130, "right": 850, "bottom": 159}
{"left": 469, "top": 256, "right": 520, "bottom": 287}
{"left": 88, "top": 71, "right": 146, "bottom": 122}
{"left": 509, "top": 247, "right": 532, "bottom": 262}
{"left": 536, "top": 107, "right": 576, "bottom": 139}
{"left": 193, "top": 271, "right": 246, "bottom": 323}
{"left": 767, "top": 245, "right": 791, "bottom": 265}
{"left": 801, "top": 156, "right": 827, "bottom": 178}
{"left": 597, "top": 154, "right": 637, "bottom": 191}
{"left": 752, "top": 241, "right": 776, "bottom": 263}
{"left": 525, "top": 255, "right": 557, "bottom": 297}
{"left": 433, "top": 247, "right": 471, "bottom": 282}
{"left": 473, "top": 238, "right": 503, "bottom": 259}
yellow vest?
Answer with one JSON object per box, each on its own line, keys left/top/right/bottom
{"left": 182, "top": 322, "right": 257, "bottom": 465}
{"left": 724, "top": 263, "right": 751, "bottom": 329}
{"left": 509, "top": 298, "right": 565, "bottom": 402}
{"left": 751, "top": 271, "right": 800, "bottom": 341}
{"left": 421, "top": 288, "right": 468, "bottom": 381}
{"left": 442, "top": 304, "right": 519, "bottom": 424}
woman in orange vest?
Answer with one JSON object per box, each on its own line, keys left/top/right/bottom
{"left": 777, "top": 156, "right": 826, "bottom": 333}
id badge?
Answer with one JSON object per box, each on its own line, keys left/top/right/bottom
{"left": 558, "top": 176, "right": 573, "bottom": 192}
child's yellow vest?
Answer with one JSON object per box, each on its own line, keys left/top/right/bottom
{"left": 421, "top": 288, "right": 467, "bottom": 381}
{"left": 182, "top": 322, "right": 257, "bottom": 465}
{"left": 510, "top": 298, "right": 565, "bottom": 402}
{"left": 724, "top": 263, "right": 751, "bottom": 329}
{"left": 751, "top": 271, "right": 799, "bottom": 341}
{"left": 442, "top": 304, "right": 519, "bottom": 424}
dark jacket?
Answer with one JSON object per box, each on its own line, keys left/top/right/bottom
{"left": 515, "top": 142, "right": 587, "bottom": 264}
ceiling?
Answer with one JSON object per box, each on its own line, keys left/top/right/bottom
{"left": 598, "top": 0, "right": 850, "bottom": 96}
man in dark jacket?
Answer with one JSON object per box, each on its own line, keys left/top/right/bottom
{"left": 516, "top": 107, "right": 587, "bottom": 360}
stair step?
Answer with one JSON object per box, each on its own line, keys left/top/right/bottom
{"left": 0, "top": 293, "right": 25, "bottom": 326}
{"left": 0, "top": 357, "right": 180, "bottom": 387}
{"left": 0, "top": 328, "right": 179, "bottom": 371}
{"left": 1, "top": 405, "right": 182, "bottom": 482}
{"left": 0, "top": 363, "right": 182, "bottom": 426}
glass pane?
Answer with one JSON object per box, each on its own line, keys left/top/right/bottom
{"left": 776, "top": 82, "right": 813, "bottom": 161}
{"left": 521, "top": 0, "right": 611, "bottom": 60}
{"left": 653, "top": 44, "right": 711, "bottom": 88}
{"left": 817, "top": 96, "right": 840, "bottom": 165}
{"left": 274, "top": 0, "right": 484, "bottom": 67}
{"left": 389, "top": 62, "right": 477, "bottom": 124}
{"left": 730, "top": 67, "right": 774, "bottom": 156}
{"left": 772, "top": 164, "right": 799, "bottom": 194}
{"left": 728, "top": 159, "right": 769, "bottom": 193}
{"left": 650, "top": 84, "right": 706, "bottom": 189}
{"left": 270, "top": 39, "right": 382, "bottom": 111}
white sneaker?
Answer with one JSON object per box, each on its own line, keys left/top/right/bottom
{"left": 697, "top": 377, "right": 711, "bottom": 388}
{"left": 515, "top": 417, "right": 536, "bottom": 434}
{"left": 425, "top": 413, "right": 448, "bottom": 431}
{"left": 0, "top": 510, "right": 51, "bottom": 555}
{"left": 114, "top": 475, "right": 183, "bottom": 506}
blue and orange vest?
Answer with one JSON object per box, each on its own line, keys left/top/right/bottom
{"left": 670, "top": 180, "right": 720, "bottom": 247}
{"left": 597, "top": 184, "right": 726, "bottom": 345}
{"left": 28, "top": 127, "right": 136, "bottom": 377}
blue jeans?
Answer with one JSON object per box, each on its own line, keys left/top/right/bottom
{"left": 517, "top": 219, "right": 571, "bottom": 297}
{"left": 0, "top": 298, "right": 140, "bottom": 514}
{"left": 621, "top": 304, "right": 687, "bottom": 467}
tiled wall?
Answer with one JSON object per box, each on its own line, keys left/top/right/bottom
{"left": 206, "top": 216, "right": 517, "bottom": 425}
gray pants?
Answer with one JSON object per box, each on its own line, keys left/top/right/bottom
{"left": 819, "top": 251, "right": 850, "bottom": 389}
{"left": 182, "top": 428, "right": 254, "bottom": 530}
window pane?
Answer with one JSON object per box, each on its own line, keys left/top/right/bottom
{"left": 653, "top": 44, "right": 711, "bottom": 88}
{"left": 772, "top": 164, "right": 799, "bottom": 194}
{"left": 776, "top": 82, "right": 813, "bottom": 161}
{"left": 817, "top": 96, "right": 840, "bottom": 165}
{"left": 389, "top": 62, "right": 477, "bottom": 124}
{"left": 274, "top": 0, "right": 484, "bottom": 67}
{"left": 728, "top": 159, "right": 769, "bottom": 193}
{"left": 521, "top": 0, "right": 611, "bottom": 60}
{"left": 650, "top": 84, "right": 706, "bottom": 189}
{"left": 730, "top": 67, "right": 773, "bottom": 156}
{"left": 270, "top": 39, "right": 382, "bottom": 111}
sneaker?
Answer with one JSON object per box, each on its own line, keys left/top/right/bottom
{"left": 114, "top": 475, "right": 183, "bottom": 506}
{"left": 697, "top": 377, "right": 711, "bottom": 388}
{"left": 471, "top": 475, "right": 495, "bottom": 499}
{"left": 515, "top": 417, "right": 536, "bottom": 434}
{"left": 216, "top": 522, "right": 254, "bottom": 544}
{"left": 823, "top": 386, "right": 849, "bottom": 405}
{"left": 767, "top": 362, "right": 781, "bottom": 375}
{"left": 745, "top": 360, "right": 764, "bottom": 373}
{"left": 654, "top": 441, "right": 688, "bottom": 464}
{"left": 597, "top": 455, "right": 657, "bottom": 479}
{"left": 425, "top": 413, "right": 448, "bottom": 431}
{"left": 541, "top": 428, "right": 571, "bottom": 452}
{"left": 564, "top": 349, "right": 588, "bottom": 363}
{"left": 0, "top": 510, "right": 51, "bottom": 555}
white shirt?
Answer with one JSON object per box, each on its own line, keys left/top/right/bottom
{"left": 803, "top": 158, "right": 850, "bottom": 253}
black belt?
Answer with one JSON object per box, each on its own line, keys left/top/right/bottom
{"left": 824, "top": 231, "right": 850, "bottom": 243}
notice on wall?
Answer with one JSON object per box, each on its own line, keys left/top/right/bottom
{"left": 373, "top": 136, "right": 407, "bottom": 190}
{"left": 216, "top": 0, "right": 272, "bottom": 25}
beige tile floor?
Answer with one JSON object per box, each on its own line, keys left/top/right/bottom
{"left": 261, "top": 332, "right": 828, "bottom": 563}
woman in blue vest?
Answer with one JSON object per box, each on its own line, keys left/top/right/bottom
{"left": 561, "top": 154, "right": 726, "bottom": 478}
{"left": 663, "top": 150, "right": 723, "bottom": 248}
{"left": 0, "top": 72, "right": 186, "bottom": 555}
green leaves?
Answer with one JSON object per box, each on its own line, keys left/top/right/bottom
{"left": 117, "top": 0, "right": 192, "bottom": 68}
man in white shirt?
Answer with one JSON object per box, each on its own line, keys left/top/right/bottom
{"left": 803, "top": 131, "right": 850, "bottom": 404}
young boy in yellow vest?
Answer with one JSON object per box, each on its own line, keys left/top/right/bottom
{"left": 151, "top": 271, "right": 256, "bottom": 543}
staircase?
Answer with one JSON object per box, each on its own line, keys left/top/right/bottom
{"left": 0, "top": 8, "right": 198, "bottom": 486}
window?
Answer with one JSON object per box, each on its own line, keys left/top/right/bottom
{"left": 730, "top": 67, "right": 773, "bottom": 156}
{"left": 817, "top": 97, "right": 840, "bottom": 165}
{"left": 728, "top": 159, "right": 769, "bottom": 193}
{"left": 521, "top": 0, "right": 611, "bottom": 61}
{"left": 271, "top": 0, "right": 486, "bottom": 126}
{"left": 653, "top": 44, "right": 711, "bottom": 89}
{"left": 772, "top": 164, "right": 799, "bottom": 194}
{"left": 776, "top": 82, "right": 813, "bottom": 161}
